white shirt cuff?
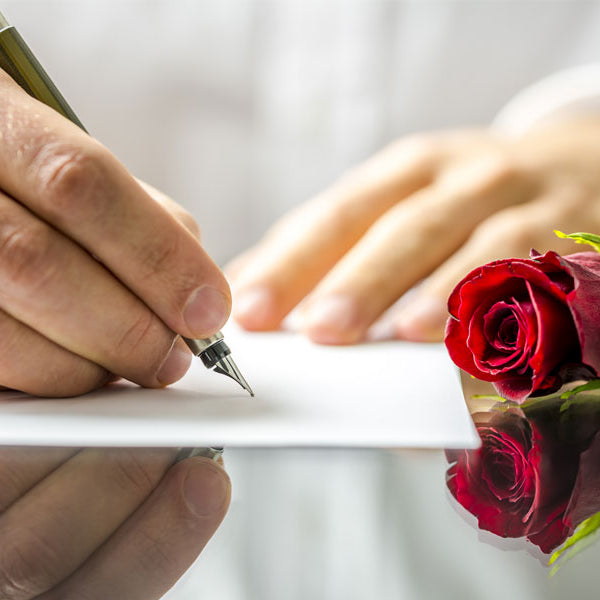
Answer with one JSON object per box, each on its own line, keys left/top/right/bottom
{"left": 492, "top": 64, "right": 600, "bottom": 136}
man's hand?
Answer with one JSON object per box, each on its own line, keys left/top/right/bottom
{"left": 0, "top": 70, "right": 231, "bottom": 396}
{"left": 229, "top": 119, "right": 600, "bottom": 343}
{"left": 0, "top": 447, "right": 230, "bottom": 600}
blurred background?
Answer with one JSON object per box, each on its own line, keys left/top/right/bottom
{"left": 3, "top": 1, "right": 600, "bottom": 598}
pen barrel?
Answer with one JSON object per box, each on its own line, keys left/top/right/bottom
{"left": 0, "top": 24, "right": 86, "bottom": 131}
{"left": 182, "top": 332, "right": 224, "bottom": 355}
{"left": 183, "top": 333, "right": 231, "bottom": 369}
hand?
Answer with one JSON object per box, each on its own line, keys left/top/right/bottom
{"left": 0, "top": 446, "right": 230, "bottom": 600}
{"left": 229, "top": 118, "right": 600, "bottom": 343}
{"left": 0, "top": 70, "right": 231, "bottom": 396}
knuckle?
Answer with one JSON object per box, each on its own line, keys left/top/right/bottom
{"left": 441, "top": 154, "right": 522, "bottom": 195}
{"left": 480, "top": 155, "right": 521, "bottom": 187}
{"left": 390, "top": 133, "right": 442, "bottom": 173}
{"left": 33, "top": 142, "right": 113, "bottom": 222}
{"left": 0, "top": 218, "right": 58, "bottom": 295}
{"left": 114, "top": 309, "right": 172, "bottom": 372}
{"left": 390, "top": 133, "right": 435, "bottom": 158}
{"left": 402, "top": 133, "right": 437, "bottom": 157}
{"left": 471, "top": 210, "right": 532, "bottom": 255}
{"left": 472, "top": 155, "right": 524, "bottom": 193}
{"left": 40, "top": 364, "right": 111, "bottom": 399}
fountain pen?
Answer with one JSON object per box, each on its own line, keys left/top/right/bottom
{"left": 0, "top": 10, "right": 253, "bottom": 397}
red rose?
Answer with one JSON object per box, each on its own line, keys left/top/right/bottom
{"left": 445, "top": 251, "right": 600, "bottom": 402}
{"left": 446, "top": 405, "right": 581, "bottom": 553}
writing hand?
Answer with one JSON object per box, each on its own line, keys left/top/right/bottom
{"left": 0, "top": 70, "right": 231, "bottom": 396}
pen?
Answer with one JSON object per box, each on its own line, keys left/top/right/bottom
{"left": 0, "top": 10, "right": 254, "bottom": 398}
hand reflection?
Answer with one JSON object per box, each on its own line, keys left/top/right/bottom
{"left": 0, "top": 447, "right": 230, "bottom": 599}
{"left": 446, "top": 391, "right": 600, "bottom": 555}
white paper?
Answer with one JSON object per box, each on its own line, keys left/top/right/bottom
{"left": 0, "top": 328, "right": 479, "bottom": 449}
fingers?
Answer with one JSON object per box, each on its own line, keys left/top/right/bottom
{"left": 137, "top": 180, "right": 202, "bottom": 241}
{"left": 0, "top": 447, "right": 177, "bottom": 599}
{"left": 0, "top": 307, "right": 113, "bottom": 397}
{"left": 0, "top": 73, "right": 229, "bottom": 340}
{"left": 41, "top": 458, "right": 231, "bottom": 600}
{"left": 0, "top": 447, "right": 78, "bottom": 513}
{"left": 300, "top": 157, "right": 533, "bottom": 344}
{"left": 231, "top": 137, "right": 440, "bottom": 330}
{"left": 394, "top": 187, "right": 591, "bottom": 342}
{"left": 0, "top": 190, "right": 193, "bottom": 389}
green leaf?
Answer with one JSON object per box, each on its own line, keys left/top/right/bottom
{"left": 549, "top": 512, "right": 600, "bottom": 575}
{"left": 554, "top": 230, "right": 600, "bottom": 253}
{"left": 560, "top": 380, "right": 600, "bottom": 400}
{"left": 559, "top": 380, "right": 600, "bottom": 413}
{"left": 470, "top": 394, "right": 506, "bottom": 402}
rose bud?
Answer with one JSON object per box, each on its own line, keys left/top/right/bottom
{"left": 446, "top": 405, "right": 581, "bottom": 553}
{"left": 445, "top": 251, "right": 600, "bottom": 402}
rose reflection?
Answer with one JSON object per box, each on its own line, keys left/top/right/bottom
{"left": 446, "top": 391, "right": 600, "bottom": 554}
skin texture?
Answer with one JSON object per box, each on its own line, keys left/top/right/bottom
{"left": 0, "top": 69, "right": 232, "bottom": 597}
{"left": 0, "top": 69, "right": 231, "bottom": 397}
{"left": 228, "top": 118, "right": 600, "bottom": 345}
{"left": 0, "top": 447, "right": 231, "bottom": 600}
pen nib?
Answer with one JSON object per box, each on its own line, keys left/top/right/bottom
{"left": 213, "top": 355, "right": 254, "bottom": 397}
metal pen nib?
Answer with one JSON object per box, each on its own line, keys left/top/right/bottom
{"left": 183, "top": 333, "right": 254, "bottom": 396}
{"left": 213, "top": 355, "right": 254, "bottom": 396}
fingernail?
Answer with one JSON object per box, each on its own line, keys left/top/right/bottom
{"left": 395, "top": 296, "right": 448, "bottom": 342}
{"left": 157, "top": 339, "right": 192, "bottom": 385}
{"left": 184, "top": 462, "right": 231, "bottom": 517}
{"left": 303, "top": 295, "right": 362, "bottom": 344}
{"left": 233, "top": 287, "right": 276, "bottom": 329}
{"left": 184, "top": 286, "right": 230, "bottom": 337}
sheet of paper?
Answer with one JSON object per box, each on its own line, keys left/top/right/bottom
{"left": 0, "top": 328, "right": 479, "bottom": 449}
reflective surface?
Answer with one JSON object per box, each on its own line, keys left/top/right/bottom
{"left": 0, "top": 447, "right": 230, "bottom": 599}
{"left": 169, "top": 448, "right": 600, "bottom": 599}
{"left": 3, "top": 405, "right": 600, "bottom": 599}
{"left": 447, "top": 388, "right": 600, "bottom": 559}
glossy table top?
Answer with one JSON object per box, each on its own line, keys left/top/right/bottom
{"left": 168, "top": 445, "right": 600, "bottom": 600}
{"left": 4, "top": 382, "right": 600, "bottom": 600}
{"left": 164, "top": 377, "right": 600, "bottom": 600}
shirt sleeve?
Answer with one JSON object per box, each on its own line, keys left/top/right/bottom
{"left": 492, "top": 64, "right": 600, "bottom": 136}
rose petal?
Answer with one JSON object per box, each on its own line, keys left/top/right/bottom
{"left": 447, "top": 256, "right": 569, "bottom": 320}
{"left": 445, "top": 251, "right": 581, "bottom": 402}
{"left": 446, "top": 410, "right": 537, "bottom": 538}
{"left": 454, "top": 259, "right": 568, "bottom": 325}
{"left": 564, "top": 430, "right": 600, "bottom": 529}
{"left": 445, "top": 317, "right": 496, "bottom": 382}
{"left": 526, "top": 501, "right": 572, "bottom": 553}
{"left": 494, "top": 376, "right": 535, "bottom": 402}
{"left": 527, "top": 281, "right": 580, "bottom": 394}
{"left": 558, "top": 252, "right": 600, "bottom": 376}
{"left": 472, "top": 299, "right": 535, "bottom": 377}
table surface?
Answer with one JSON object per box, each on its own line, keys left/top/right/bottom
{"left": 162, "top": 447, "right": 600, "bottom": 600}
